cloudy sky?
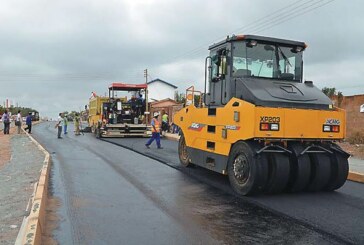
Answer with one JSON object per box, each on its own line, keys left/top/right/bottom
{"left": 0, "top": 0, "right": 362, "bottom": 118}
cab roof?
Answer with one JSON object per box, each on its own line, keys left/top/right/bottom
{"left": 109, "top": 83, "right": 147, "bottom": 91}
{"left": 208, "top": 34, "right": 307, "bottom": 50}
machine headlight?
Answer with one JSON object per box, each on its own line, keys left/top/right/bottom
{"left": 270, "top": 123, "right": 279, "bottom": 131}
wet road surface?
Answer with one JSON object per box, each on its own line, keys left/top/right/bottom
{"left": 32, "top": 123, "right": 358, "bottom": 244}
{"left": 103, "top": 137, "right": 364, "bottom": 245}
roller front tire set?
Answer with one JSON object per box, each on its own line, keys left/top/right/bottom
{"left": 226, "top": 142, "right": 349, "bottom": 195}
{"left": 178, "top": 136, "right": 349, "bottom": 196}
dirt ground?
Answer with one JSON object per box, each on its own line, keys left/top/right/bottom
{"left": 0, "top": 127, "right": 44, "bottom": 244}
{"left": 338, "top": 142, "right": 364, "bottom": 160}
{"left": 0, "top": 127, "right": 14, "bottom": 169}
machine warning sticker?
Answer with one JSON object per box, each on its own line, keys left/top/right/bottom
{"left": 225, "top": 125, "right": 241, "bottom": 130}
{"left": 188, "top": 123, "right": 206, "bottom": 131}
{"left": 325, "top": 118, "right": 340, "bottom": 125}
{"left": 260, "top": 116, "right": 280, "bottom": 123}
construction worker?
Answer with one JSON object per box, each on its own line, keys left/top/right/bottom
{"left": 145, "top": 112, "right": 163, "bottom": 149}
{"left": 162, "top": 112, "right": 169, "bottom": 134}
{"left": 74, "top": 113, "right": 81, "bottom": 136}
{"left": 63, "top": 114, "right": 68, "bottom": 134}
{"left": 56, "top": 113, "right": 63, "bottom": 139}
{"left": 2, "top": 109, "right": 10, "bottom": 134}
{"left": 25, "top": 112, "right": 32, "bottom": 133}
{"left": 16, "top": 110, "right": 22, "bottom": 134}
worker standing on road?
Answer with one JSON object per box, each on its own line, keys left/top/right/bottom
{"left": 2, "top": 109, "right": 10, "bottom": 134}
{"left": 16, "top": 110, "right": 22, "bottom": 134}
{"left": 63, "top": 114, "right": 68, "bottom": 134}
{"left": 24, "top": 112, "right": 32, "bottom": 133}
{"left": 56, "top": 113, "right": 63, "bottom": 139}
{"left": 145, "top": 112, "right": 163, "bottom": 149}
{"left": 74, "top": 113, "right": 81, "bottom": 136}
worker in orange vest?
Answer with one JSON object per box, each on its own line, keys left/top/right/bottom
{"left": 145, "top": 112, "right": 163, "bottom": 149}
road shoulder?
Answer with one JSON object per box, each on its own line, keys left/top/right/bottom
{"left": 0, "top": 129, "right": 45, "bottom": 245}
{"left": 15, "top": 128, "right": 51, "bottom": 245}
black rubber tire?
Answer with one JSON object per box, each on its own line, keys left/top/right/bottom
{"left": 178, "top": 134, "right": 191, "bottom": 167}
{"left": 325, "top": 150, "right": 349, "bottom": 191}
{"left": 306, "top": 154, "right": 331, "bottom": 191}
{"left": 227, "top": 141, "right": 268, "bottom": 196}
{"left": 287, "top": 144, "right": 311, "bottom": 192}
{"left": 265, "top": 153, "right": 290, "bottom": 194}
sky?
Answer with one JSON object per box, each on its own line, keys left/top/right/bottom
{"left": 0, "top": 0, "right": 363, "bottom": 118}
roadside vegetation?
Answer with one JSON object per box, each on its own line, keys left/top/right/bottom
{"left": 347, "top": 131, "right": 364, "bottom": 145}
{"left": 0, "top": 105, "right": 38, "bottom": 117}
{"left": 339, "top": 131, "right": 364, "bottom": 160}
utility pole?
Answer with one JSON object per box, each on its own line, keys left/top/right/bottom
{"left": 144, "top": 69, "right": 149, "bottom": 124}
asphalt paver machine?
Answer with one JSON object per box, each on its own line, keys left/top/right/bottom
{"left": 88, "top": 83, "right": 151, "bottom": 138}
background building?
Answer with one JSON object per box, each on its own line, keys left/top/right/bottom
{"left": 149, "top": 98, "right": 183, "bottom": 124}
{"left": 147, "top": 78, "right": 178, "bottom": 101}
{"left": 333, "top": 94, "right": 364, "bottom": 137}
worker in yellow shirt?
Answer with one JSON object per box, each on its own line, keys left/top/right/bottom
{"left": 162, "top": 112, "right": 169, "bottom": 134}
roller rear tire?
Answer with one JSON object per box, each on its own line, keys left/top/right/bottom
{"left": 178, "top": 134, "right": 191, "bottom": 167}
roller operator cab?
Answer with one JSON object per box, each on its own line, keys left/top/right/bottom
{"left": 174, "top": 35, "right": 349, "bottom": 196}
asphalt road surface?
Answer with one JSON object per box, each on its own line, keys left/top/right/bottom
{"left": 32, "top": 123, "right": 362, "bottom": 244}
{"left": 103, "top": 137, "right": 364, "bottom": 245}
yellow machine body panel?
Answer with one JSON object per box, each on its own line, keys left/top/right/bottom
{"left": 88, "top": 96, "right": 109, "bottom": 127}
{"left": 174, "top": 98, "right": 346, "bottom": 157}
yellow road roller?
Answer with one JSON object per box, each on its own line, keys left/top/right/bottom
{"left": 174, "top": 35, "right": 349, "bottom": 195}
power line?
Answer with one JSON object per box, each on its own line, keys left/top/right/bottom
{"left": 164, "top": 0, "right": 314, "bottom": 62}
{"left": 162, "top": 0, "right": 336, "bottom": 65}
{"left": 168, "top": 0, "right": 317, "bottom": 62}
{"left": 248, "top": 0, "right": 335, "bottom": 34}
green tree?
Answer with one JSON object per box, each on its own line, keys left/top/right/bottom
{"left": 322, "top": 87, "right": 336, "bottom": 98}
{"left": 321, "top": 87, "right": 344, "bottom": 107}
{"left": 337, "top": 91, "right": 344, "bottom": 107}
{"left": 174, "top": 92, "right": 186, "bottom": 103}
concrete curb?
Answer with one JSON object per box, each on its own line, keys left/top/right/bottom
{"left": 347, "top": 171, "right": 364, "bottom": 183}
{"left": 15, "top": 126, "right": 51, "bottom": 245}
{"left": 163, "top": 133, "right": 180, "bottom": 141}
{"left": 163, "top": 133, "right": 364, "bottom": 184}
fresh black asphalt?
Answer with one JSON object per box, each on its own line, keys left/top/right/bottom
{"left": 103, "top": 137, "right": 364, "bottom": 245}
{"left": 31, "top": 122, "right": 362, "bottom": 244}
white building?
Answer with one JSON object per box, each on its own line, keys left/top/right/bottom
{"left": 147, "top": 78, "right": 178, "bottom": 101}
